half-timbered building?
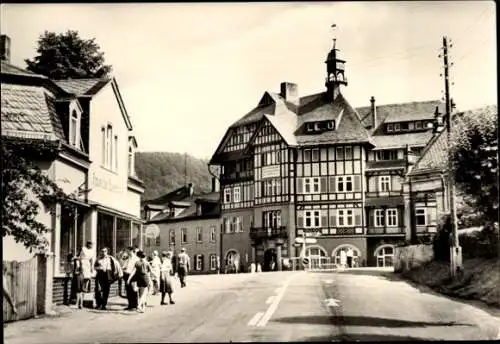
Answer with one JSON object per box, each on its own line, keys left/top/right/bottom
{"left": 209, "top": 35, "right": 443, "bottom": 270}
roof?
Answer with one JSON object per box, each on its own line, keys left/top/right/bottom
{"left": 370, "top": 131, "right": 434, "bottom": 150}
{"left": 1, "top": 60, "right": 47, "bottom": 78}
{"left": 356, "top": 100, "right": 442, "bottom": 132}
{"left": 1, "top": 83, "right": 65, "bottom": 142}
{"left": 54, "top": 78, "right": 110, "bottom": 96}
{"left": 148, "top": 191, "right": 220, "bottom": 223}
{"left": 295, "top": 92, "right": 371, "bottom": 146}
{"left": 142, "top": 185, "right": 191, "bottom": 206}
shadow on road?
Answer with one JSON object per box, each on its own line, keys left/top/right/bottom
{"left": 302, "top": 333, "right": 423, "bottom": 342}
{"left": 273, "top": 315, "right": 472, "bottom": 328}
{"left": 335, "top": 269, "right": 402, "bottom": 281}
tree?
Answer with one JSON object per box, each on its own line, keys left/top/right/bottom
{"left": 450, "top": 105, "right": 498, "bottom": 227}
{"left": 1, "top": 143, "right": 72, "bottom": 252}
{"left": 25, "top": 30, "right": 111, "bottom": 79}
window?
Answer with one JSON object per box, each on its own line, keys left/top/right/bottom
{"left": 69, "top": 110, "right": 79, "bottom": 147}
{"left": 263, "top": 211, "right": 281, "bottom": 228}
{"left": 101, "top": 127, "right": 106, "bottom": 165}
{"left": 394, "top": 123, "right": 401, "bottom": 132}
{"left": 401, "top": 122, "right": 409, "bottom": 130}
{"left": 195, "top": 255, "right": 203, "bottom": 271}
{"left": 337, "top": 176, "right": 353, "bottom": 192}
{"left": 231, "top": 217, "right": 242, "bottom": 233}
{"left": 224, "top": 188, "right": 231, "bottom": 203}
{"left": 345, "top": 146, "right": 352, "bottom": 160}
{"left": 304, "top": 149, "right": 311, "bottom": 162}
{"left": 59, "top": 207, "right": 85, "bottom": 274}
{"left": 311, "top": 149, "right": 320, "bottom": 162}
{"left": 306, "top": 123, "right": 314, "bottom": 132}
{"left": 181, "top": 228, "right": 187, "bottom": 243}
{"left": 327, "top": 121, "right": 335, "bottom": 130}
{"left": 386, "top": 209, "right": 398, "bottom": 227}
{"left": 313, "top": 178, "right": 320, "bottom": 193}
{"left": 338, "top": 209, "right": 354, "bottom": 227}
{"left": 210, "top": 254, "right": 217, "bottom": 270}
{"left": 408, "top": 122, "right": 415, "bottom": 130}
{"left": 224, "top": 218, "right": 231, "bottom": 233}
{"left": 387, "top": 123, "right": 394, "bottom": 132}
{"left": 169, "top": 229, "right": 175, "bottom": 245}
{"left": 336, "top": 147, "right": 344, "bottom": 160}
{"left": 210, "top": 225, "right": 216, "bottom": 242}
{"left": 314, "top": 122, "right": 321, "bottom": 131}
{"left": 411, "top": 147, "right": 424, "bottom": 155}
{"left": 106, "top": 125, "right": 113, "bottom": 169}
{"left": 233, "top": 187, "right": 241, "bottom": 203}
{"left": 304, "top": 210, "right": 321, "bottom": 228}
{"left": 376, "top": 150, "right": 397, "bottom": 161}
{"left": 128, "top": 143, "right": 135, "bottom": 176}
{"left": 114, "top": 135, "right": 118, "bottom": 170}
{"left": 263, "top": 179, "right": 281, "bottom": 197}
{"left": 374, "top": 209, "right": 385, "bottom": 227}
{"left": 379, "top": 176, "right": 391, "bottom": 192}
{"left": 415, "top": 208, "right": 427, "bottom": 226}
{"left": 304, "top": 178, "right": 311, "bottom": 193}
{"left": 415, "top": 121, "right": 422, "bottom": 129}
{"left": 302, "top": 178, "right": 321, "bottom": 194}
{"left": 196, "top": 227, "right": 203, "bottom": 242}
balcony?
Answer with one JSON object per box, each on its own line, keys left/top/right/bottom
{"left": 250, "top": 226, "right": 288, "bottom": 240}
{"left": 365, "top": 190, "right": 403, "bottom": 198}
{"left": 220, "top": 170, "right": 254, "bottom": 184}
{"left": 366, "top": 227, "right": 405, "bottom": 235}
{"left": 366, "top": 159, "right": 407, "bottom": 170}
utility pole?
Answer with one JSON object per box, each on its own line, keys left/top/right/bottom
{"left": 441, "top": 36, "right": 462, "bottom": 278}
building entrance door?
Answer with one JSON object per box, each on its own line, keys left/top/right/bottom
{"left": 263, "top": 249, "right": 277, "bottom": 271}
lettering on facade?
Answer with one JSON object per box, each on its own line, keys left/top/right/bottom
{"left": 91, "top": 172, "right": 122, "bottom": 193}
{"left": 261, "top": 165, "right": 280, "bottom": 179}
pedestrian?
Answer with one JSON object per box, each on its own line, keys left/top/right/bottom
{"left": 177, "top": 248, "right": 190, "bottom": 288}
{"left": 250, "top": 262, "right": 256, "bottom": 273}
{"left": 256, "top": 263, "right": 262, "bottom": 272}
{"left": 159, "top": 251, "right": 175, "bottom": 305}
{"left": 150, "top": 250, "right": 161, "bottom": 295}
{"left": 346, "top": 247, "right": 354, "bottom": 268}
{"left": 79, "top": 241, "right": 94, "bottom": 293}
{"left": 94, "top": 247, "right": 123, "bottom": 310}
{"left": 127, "top": 250, "right": 151, "bottom": 313}
{"left": 122, "top": 246, "right": 139, "bottom": 311}
{"left": 70, "top": 253, "right": 85, "bottom": 309}
{"left": 118, "top": 249, "right": 129, "bottom": 298}
{"left": 340, "top": 249, "right": 347, "bottom": 268}
{"left": 3, "top": 266, "right": 18, "bottom": 316}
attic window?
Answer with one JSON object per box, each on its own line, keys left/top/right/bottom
{"left": 306, "top": 123, "right": 314, "bottom": 132}
{"left": 387, "top": 124, "right": 393, "bottom": 132}
{"left": 69, "top": 110, "right": 80, "bottom": 148}
{"left": 327, "top": 121, "right": 335, "bottom": 130}
{"left": 408, "top": 122, "right": 415, "bottom": 130}
{"left": 415, "top": 121, "right": 422, "bottom": 129}
{"left": 394, "top": 123, "right": 401, "bottom": 132}
{"left": 314, "top": 122, "right": 321, "bottom": 131}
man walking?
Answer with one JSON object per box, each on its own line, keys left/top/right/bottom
{"left": 122, "top": 246, "right": 139, "bottom": 311}
{"left": 94, "top": 247, "right": 122, "bottom": 310}
{"left": 346, "top": 247, "right": 354, "bottom": 268}
{"left": 177, "top": 248, "right": 190, "bottom": 288}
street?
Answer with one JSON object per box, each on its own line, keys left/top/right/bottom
{"left": 4, "top": 269, "right": 500, "bottom": 343}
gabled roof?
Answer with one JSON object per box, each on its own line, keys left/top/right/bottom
{"left": 142, "top": 185, "right": 191, "bottom": 206}
{"left": 1, "top": 83, "right": 65, "bottom": 142}
{"left": 54, "top": 78, "right": 110, "bottom": 96}
{"left": 295, "top": 92, "right": 371, "bottom": 146}
{"left": 1, "top": 60, "right": 47, "bottom": 78}
{"left": 408, "top": 129, "right": 447, "bottom": 176}
{"left": 356, "top": 100, "right": 442, "bottom": 133}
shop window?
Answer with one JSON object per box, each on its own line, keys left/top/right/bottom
{"left": 97, "top": 212, "right": 114, "bottom": 255}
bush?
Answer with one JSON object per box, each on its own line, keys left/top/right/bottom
{"left": 460, "top": 224, "right": 499, "bottom": 259}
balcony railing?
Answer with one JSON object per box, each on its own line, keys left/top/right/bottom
{"left": 366, "top": 159, "right": 407, "bottom": 170}
{"left": 220, "top": 170, "right": 254, "bottom": 183}
{"left": 365, "top": 190, "right": 403, "bottom": 198}
{"left": 367, "top": 227, "right": 405, "bottom": 235}
{"left": 250, "top": 226, "right": 288, "bottom": 240}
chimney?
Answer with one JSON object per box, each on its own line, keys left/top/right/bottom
{"left": 211, "top": 177, "right": 220, "bottom": 193}
{"left": 1, "top": 35, "right": 11, "bottom": 63}
{"left": 370, "top": 96, "right": 377, "bottom": 129}
{"left": 280, "top": 82, "right": 299, "bottom": 108}
{"left": 188, "top": 183, "right": 194, "bottom": 197}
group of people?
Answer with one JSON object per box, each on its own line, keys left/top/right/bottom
{"left": 339, "top": 247, "right": 356, "bottom": 268}
{"left": 68, "top": 241, "right": 191, "bottom": 313}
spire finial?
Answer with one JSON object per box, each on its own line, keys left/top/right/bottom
{"left": 331, "top": 23, "right": 337, "bottom": 49}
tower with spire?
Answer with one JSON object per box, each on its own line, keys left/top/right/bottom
{"left": 325, "top": 24, "right": 347, "bottom": 101}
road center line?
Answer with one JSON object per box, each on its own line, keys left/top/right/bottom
{"left": 248, "top": 312, "right": 264, "bottom": 326}
{"left": 266, "top": 296, "right": 275, "bottom": 304}
{"left": 256, "top": 275, "right": 296, "bottom": 327}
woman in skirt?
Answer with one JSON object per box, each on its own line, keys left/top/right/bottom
{"left": 127, "top": 250, "right": 151, "bottom": 313}
{"left": 71, "top": 255, "right": 85, "bottom": 309}
{"left": 160, "top": 251, "right": 175, "bottom": 305}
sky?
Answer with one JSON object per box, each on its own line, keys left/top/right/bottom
{"left": 1, "top": 2, "right": 496, "bottom": 159}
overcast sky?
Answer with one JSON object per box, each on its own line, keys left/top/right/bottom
{"left": 1, "top": 2, "right": 496, "bottom": 159}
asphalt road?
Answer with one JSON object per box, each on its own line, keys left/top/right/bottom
{"left": 4, "top": 269, "right": 500, "bottom": 343}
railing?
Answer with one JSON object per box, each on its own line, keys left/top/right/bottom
{"left": 366, "top": 160, "right": 407, "bottom": 170}
{"left": 366, "top": 226, "right": 406, "bottom": 235}
{"left": 220, "top": 171, "right": 254, "bottom": 183}
{"left": 250, "top": 226, "right": 288, "bottom": 240}
{"left": 365, "top": 190, "right": 403, "bottom": 198}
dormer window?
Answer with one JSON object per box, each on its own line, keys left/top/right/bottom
{"left": 394, "top": 123, "right": 401, "bottom": 132}
{"left": 415, "top": 121, "right": 422, "bottom": 129}
{"left": 68, "top": 110, "right": 81, "bottom": 148}
{"left": 306, "top": 123, "right": 314, "bottom": 132}
{"left": 196, "top": 204, "right": 202, "bottom": 216}
{"left": 327, "top": 121, "right": 335, "bottom": 130}
{"left": 314, "top": 122, "right": 321, "bottom": 131}
{"left": 387, "top": 123, "right": 394, "bottom": 132}
{"left": 408, "top": 122, "right": 415, "bottom": 130}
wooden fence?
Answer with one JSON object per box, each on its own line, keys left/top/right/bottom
{"left": 3, "top": 257, "right": 38, "bottom": 322}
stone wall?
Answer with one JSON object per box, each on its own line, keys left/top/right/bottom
{"left": 394, "top": 244, "right": 434, "bottom": 273}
